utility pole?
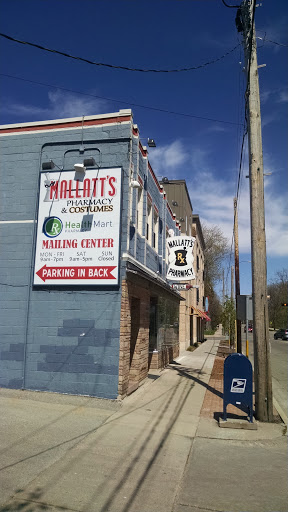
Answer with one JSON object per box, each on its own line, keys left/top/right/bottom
{"left": 234, "top": 198, "right": 242, "bottom": 353}
{"left": 222, "top": 269, "right": 225, "bottom": 304}
{"left": 239, "top": 0, "right": 273, "bottom": 421}
{"left": 231, "top": 265, "right": 236, "bottom": 350}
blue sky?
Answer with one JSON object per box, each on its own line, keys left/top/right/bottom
{"left": 0, "top": 0, "right": 287, "bottom": 296}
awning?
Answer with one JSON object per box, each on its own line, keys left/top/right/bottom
{"left": 190, "top": 306, "right": 202, "bottom": 317}
{"left": 199, "top": 309, "right": 211, "bottom": 321}
{"left": 190, "top": 306, "right": 211, "bottom": 321}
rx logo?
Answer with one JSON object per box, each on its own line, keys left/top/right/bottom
{"left": 174, "top": 248, "right": 187, "bottom": 267}
{"left": 43, "top": 216, "right": 63, "bottom": 238}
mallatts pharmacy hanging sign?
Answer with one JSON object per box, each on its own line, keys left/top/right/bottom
{"left": 166, "top": 236, "right": 196, "bottom": 281}
{"left": 33, "top": 167, "right": 122, "bottom": 286}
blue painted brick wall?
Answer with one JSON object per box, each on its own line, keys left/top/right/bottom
{"left": 0, "top": 117, "right": 180, "bottom": 398}
{"left": 0, "top": 121, "right": 131, "bottom": 399}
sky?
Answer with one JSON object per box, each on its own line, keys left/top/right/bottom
{"left": 0, "top": 0, "right": 287, "bottom": 297}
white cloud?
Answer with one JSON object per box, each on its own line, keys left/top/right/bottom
{"left": 149, "top": 140, "right": 189, "bottom": 177}
{"left": 149, "top": 140, "right": 288, "bottom": 258}
{"left": 260, "top": 87, "right": 288, "bottom": 106}
{"left": 261, "top": 112, "right": 278, "bottom": 128}
{"left": 0, "top": 90, "right": 109, "bottom": 121}
{"left": 260, "top": 89, "right": 273, "bottom": 104}
{"left": 206, "top": 124, "right": 227, "bottom": 133}
{"left": 278, "top": 90, "right": 288, "bottom": 103}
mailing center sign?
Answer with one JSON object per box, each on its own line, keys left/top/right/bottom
{"left": 166, "top": 236, "right": 196, "bottom": 281}
{"left": 33, "top": 167, "right": 122, "bottom": 286}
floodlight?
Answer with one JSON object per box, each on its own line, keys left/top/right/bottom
{"left": 74, "top": 163, "right": 86, "bottom": 173}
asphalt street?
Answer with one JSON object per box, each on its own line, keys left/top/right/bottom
{"left": 1, "top": 337, "right": 287, "bottom": 512}
{"left": 243, "top": 329, "right": 288, "bottom": 422}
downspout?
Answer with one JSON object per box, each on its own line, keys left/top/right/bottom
{"left": 126, "top": 131, "right": 133, "bottom": 254}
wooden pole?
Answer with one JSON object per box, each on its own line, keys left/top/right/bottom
{"left": 242, "top": 0, "right": 273, "bottom": 421}
{"left": 234, "top": 198, "right": 242, "bottom": 353}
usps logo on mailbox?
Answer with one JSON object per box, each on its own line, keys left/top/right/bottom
{"left": 230, "top": 378, "right": 247, "bottom": 393}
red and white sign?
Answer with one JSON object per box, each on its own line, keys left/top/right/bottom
{"left": 33, "top": 167, "right": 122, "bottom": 285}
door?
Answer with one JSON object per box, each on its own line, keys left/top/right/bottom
{"left": 130, "top": 297, "right": 140, "bottom": 366}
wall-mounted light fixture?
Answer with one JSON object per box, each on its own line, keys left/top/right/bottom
{"left": 42, "top": 160, "right": 55, "bottom": 170}
{"left": 162, "top": 177, "right": 169, "bottom": 183}
{"left": 130, "top": 180, "right": 141, "bottom": 189}
{"left": 172, "top": 200, "right": 178, "bottom": 207}
{"left": 180, "top": 217, "right": 185, "bottom": 222}
{"left": 74, "top": 163, "right": 86, "bottom": 173}
{"left": 147, "top": 138, "right": 156, "bottom": 148}
{"left": 83, "top": 157, "right": 96, "bottom": 167}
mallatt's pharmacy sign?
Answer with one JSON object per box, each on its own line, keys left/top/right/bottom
{"left": 33, "top": 167, "right": 122, "bottom": 286}
{"left": 166, "top": 236, "right": 196, "bottom": 281}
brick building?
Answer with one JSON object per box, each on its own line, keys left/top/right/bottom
{"left": 0, "top": 110, "right": 182, "bottom": 399}
{"left": 160, "top": 180, "right": 209, "bottom": 351}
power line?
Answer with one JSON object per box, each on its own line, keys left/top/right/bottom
{"left": 221, "top": 0, "right": 241, "bottom": 8}
{"left": 265, "top": 38, "right": 288, "bottom": 48}
{"left": 0, "top": 73, "right": 243, "bottom": 126}
{"left": 0, "top": 32, "right": 240, "bottom": 73}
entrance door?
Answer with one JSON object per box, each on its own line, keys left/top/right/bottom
{"left": 190, "top": 315, "right": 193, "bottom": 345}
{"left": 130, "top": 297, "right": 140, "bottom": 366}
{"left": 149, "top": 297, "right": 158, "bottom": 352}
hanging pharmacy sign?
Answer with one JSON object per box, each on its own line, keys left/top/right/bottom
{"left": 166, "top": 236, "right": 196, "bottom": 281}
{"left": 33, "top": 167, "right": 122, "bottom": 286}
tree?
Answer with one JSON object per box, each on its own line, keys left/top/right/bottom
{"left": 202, "top": 224, "right": 229, "bottom": 328}
{"left": 202, "top": 224, "right": 229, "bottom": 291}
{"left": 207, "top": 290, "right": 222, "bottom": 330}
{"left": 221, "top": 296, "right": 236, "bottom": 346}
{"left": 268, "top": 269, "right": 288, "bottom": 329}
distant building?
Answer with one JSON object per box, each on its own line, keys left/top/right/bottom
{"left": 0, "top": 110, "right": 182, "bottom": 399}
{"left": 160, "top": 180, "right": 209, "bottom": 351}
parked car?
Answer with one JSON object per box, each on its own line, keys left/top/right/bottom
{"left": 281, "top": 329, "right": 288, "bottom": 341}
{"left": 244, "top": 325, "right": 253, "bottom": 333}
{"left": 274, "top": 329, "right": 286, "bottom": 340}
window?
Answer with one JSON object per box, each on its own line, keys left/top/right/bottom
{"left": 196, "top": 288, "right": 199, "bottom": 304}
{"left": 146, "top": 200, "right": 153, "bottom": 244}
{"left": 153, "top": 208, "right": 159, "bottom": 250}
{"left": 197, "top": 255, "right": 200, "bottom": 271}
{"left": 136, "top": 186, "right": 143, "bottom": 235}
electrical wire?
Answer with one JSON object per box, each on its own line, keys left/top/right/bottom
{"left": 0, "top": 73, "right": 244, "bottom": 126}
{"left": 0, "top": 32, "right": 241, "bottom": 73}
{"left": 265, "top": 38, "right": 288, "bottom": 48}
{"left": 221, "top": 0, "right": 241, "bottom": 8}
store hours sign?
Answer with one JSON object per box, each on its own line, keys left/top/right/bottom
{"left": 33, "top": 167, "right": 122, "bottom": 286}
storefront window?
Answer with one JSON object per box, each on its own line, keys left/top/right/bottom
{"left": 157, "top": 296, "right": 179, "bottom": 350}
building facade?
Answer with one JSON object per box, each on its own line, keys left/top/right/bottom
{"left": 0, "top": 110, "right": 182, "bottom": 399}
{"left": 160, "top": 180, "right": 209, "bottom": 351}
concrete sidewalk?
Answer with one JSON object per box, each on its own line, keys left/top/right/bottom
{"left": 0, "top": 338, "right": 287, "bottom": 512}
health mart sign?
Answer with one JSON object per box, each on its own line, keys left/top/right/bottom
{"left": 33, "top": 167, "right": 122, "bottom": 286}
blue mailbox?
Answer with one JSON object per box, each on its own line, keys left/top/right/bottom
{"left": 223, "top": 353, "right": 253, "bottom": 423}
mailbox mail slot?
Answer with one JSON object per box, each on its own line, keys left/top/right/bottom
{"left": 223, "top": 353, "right": 253, "bottom": 422}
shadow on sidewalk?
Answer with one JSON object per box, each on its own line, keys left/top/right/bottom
{"left": 169, "top": 364, "right": 251, "bottom": 420}
{"left": 169, "top": 364, "right": 223, "bottom": 399}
